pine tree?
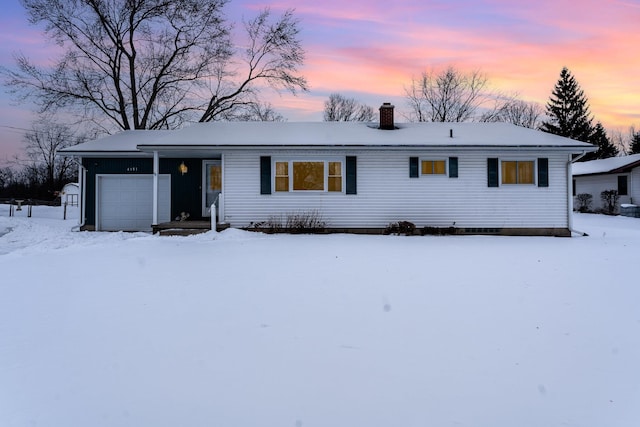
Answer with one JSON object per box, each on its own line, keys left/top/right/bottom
{"left": 582, "top": 122, "right": 618, "bottom": 161}
{"left": 630, "top": 131, "right": 640, "bottom": 154}
{"left": 541, "top": 67, "right": 594, "bottom": 143}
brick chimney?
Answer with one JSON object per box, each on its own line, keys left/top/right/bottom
{"left": 379, "top": 102, "right": 395, "bottom": 130}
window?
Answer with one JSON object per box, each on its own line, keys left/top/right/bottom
{"left": 618, "top": 175, "right": 628, "bottom": 196}
{"left": 275, "top": 161, "right": 289, "bottom": 191}
{"left": 502, "top": 161, "right": 534, "bottom": 184}
{"left": 328, "top": 162, "right": 342, "bottom": 192}
{"left": 421, "top": 160, "right": 446, "bottom": 175}
{"left": 275, "top": 160, "right": 343, "bottom": 192}
{"left": 293, "top": 162, "right": 324, "bottom": 190}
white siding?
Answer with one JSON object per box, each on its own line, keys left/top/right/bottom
{"left": 574, "top": 173, "right": 632, "bottom": 208}
{"left": 222, "top": 149, "right": 570, "bottom": 230}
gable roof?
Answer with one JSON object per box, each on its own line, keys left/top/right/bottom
{"left": 572, "top": 153, "right": 640, "bottom": 176}
{"left": 61, "top": 121, "right": 595, "bottom": 156}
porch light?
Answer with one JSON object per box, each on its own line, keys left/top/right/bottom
{"left": 179, "top": 161, "right": 188, "bottom": 175}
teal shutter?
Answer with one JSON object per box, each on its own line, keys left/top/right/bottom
{"left": 487, "top": 158, "right": 499, "bottom": 187}
{"left": 538, "top": 158, "right": 549, "bottom": 187}
{"left": 346, "top": 156, "right": 357, "bottom": 194}
{"left": 260, "top": 156, "right": 271, "bottom": 194}
{"left": 410, "top": 157, "right": 419, "bottom": 178}
{"left": 449, "top": 157, "right": 458, "bottom": 178}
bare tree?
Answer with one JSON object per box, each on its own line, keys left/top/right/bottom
{"left": 229, "top": 102, "right": 285, "bottom": 122}
{"left": 480, "top": 96, "right": 544, "bottom": 129}
{"left": 3, "top": 1, "right": 307, "bottom": 132}
{"left": 608, "top": 128, "right": 629, "bottom": 155}
{"left": 405, "top": 66, "right": 491, "bottom": 122}
{"left": 23, "top": 121, "right": 85, "bottom": 194}
{"left": 323, "top": 93, "right": 375, "bottom": 122}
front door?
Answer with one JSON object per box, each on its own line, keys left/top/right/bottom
{"left": 203, "top": 160, "right": 222, "bottom": 217}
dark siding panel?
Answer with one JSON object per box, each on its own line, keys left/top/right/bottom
{"left": 409, "top": 157, "right": 419, "bottom": 178}
{"left": 346, "top": 156, "right": 357, "bottom": 194}
{"left": 487, "top": 158, "right": 499, "bottom": 187}
{"left": 260, "top": 156, "right": 271, "bottom": 194}
{"left": 161, "top": 159, "right": 203, "bottom": 220}
{"left": 537, "top": 158, "right": 549, "bottom": 187}
{"left": 449, "top": 157, "right": 458, "bottom": 178}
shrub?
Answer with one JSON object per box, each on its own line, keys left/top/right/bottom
{"left": 421, "top": 226, "right": 456, "bottom": 236}
{"left": 575, "top": 193, "right": 593, "bottom": 213}
{"left": 285, "top": 209, "right": 327, "bottom": 232}
{"left": 250, "top": 210, "right": 326, "bottom": 233}
{"left": 384, "top": 221, "right": 416, "bottom": 236}
{"left": 600, "top": 190, "right": 619, "bottom": 215}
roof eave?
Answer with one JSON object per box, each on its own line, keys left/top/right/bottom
{"left": 136, "top": 144, "right": 594, "bottom": 151}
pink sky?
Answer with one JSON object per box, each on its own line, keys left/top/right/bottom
{"left": 1, "top": 0, "right": 639, "bottom": 164}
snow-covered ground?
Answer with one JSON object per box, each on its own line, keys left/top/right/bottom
{"left": 1, "top": 205, "right": 639, "bottom": 427}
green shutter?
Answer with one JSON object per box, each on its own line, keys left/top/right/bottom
{"left": 487, "top": 158, "right": 499, "bottom": 187}
{"left": 409, "top": 157, "right": 419, "bottom": 178}
{"left": 260, "top": 156, "right": 271, "bottom": 194}
{"left": 346, "top": 156, "right": 357, "bottom": 194}
{"left": 449, "top": 157, "right": 458, "bottom": 178}
{"left": 538, "top": 158, "right": 549, "bottom": 187}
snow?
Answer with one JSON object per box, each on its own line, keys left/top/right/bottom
{"left": 573, "top": 153, "right": 640, "bottom": 176}
{"left": 1, "top": 205, "right": 639, "bottom": 427}
{"left": 62, "top": 122, "right": 594, "bottom": 156}
{"left": 61, "top": 129, "right": 172, "bottom": 153}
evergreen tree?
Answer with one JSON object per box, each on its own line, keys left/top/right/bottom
{"left": 582, "top": 122, "right": 618, "bottom": 161}
{"left": 630, "top": 130, "right": 640, "bottom": 155}
{"left": 541, "top": 67, "right": 594, "bottom": 143}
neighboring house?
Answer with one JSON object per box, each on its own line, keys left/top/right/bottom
{"left": 61, "top": 104, "right": 595, "bottom": 236}
{"left": 572, "top": 154, "right": 640, "bottom": 210}
{"left": 60, "top": 182, "right": 80, "bottom": 207}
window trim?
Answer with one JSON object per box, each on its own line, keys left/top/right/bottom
{"left": 500, "top": 159, "right": 536, "bottom": 185}
{"left": 273, "top": 158, "right": 344, "bottom": 193}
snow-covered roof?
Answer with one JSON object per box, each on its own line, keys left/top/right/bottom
{"left": 61, "top": 130, "right": 173, "bottom": 153}
{"left": 61, "top": 122, "right": 595, "bottom": 156}
{"left": 572, "top": 153, "right": 640, "bottom": 176}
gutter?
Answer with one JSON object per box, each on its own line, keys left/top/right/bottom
{"left": 568, "top": 151, "right": 589, "bottom": 236}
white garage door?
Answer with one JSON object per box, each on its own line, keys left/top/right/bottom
{"left": 97, "top": 175, "right": 171, "bottom": 231}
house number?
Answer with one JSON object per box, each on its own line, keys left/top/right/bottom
{"left": 126, "top": 167, "right": 138, "bottom": 172}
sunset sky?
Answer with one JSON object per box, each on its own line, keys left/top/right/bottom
{"left": 1, "top": 0, "right": 639, "bottom": 164}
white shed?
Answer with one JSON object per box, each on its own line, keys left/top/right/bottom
{"left": 60, "top": 182, "right": 80, "bottom": 207}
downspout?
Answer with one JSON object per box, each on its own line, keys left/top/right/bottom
{"left": 152, "top": 150, "right": 159, "bottom": 226}
{"left": 568, "top": 151, "right": 588, "bottom": 236}
{"left": 72, "top": 157, "right": 86, "bottom": 231}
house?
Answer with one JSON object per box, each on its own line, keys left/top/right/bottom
{"left": 61, "top": 104, "right": 595, "bottom": 236}
{"left": 572, "top": 153, "right": 640, "bottom": 210}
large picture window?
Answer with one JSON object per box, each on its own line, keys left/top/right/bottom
{"left": 502, "top": 160, "right": 534, "bottom": 184}
{"left": 275, "top": 160, "right": 343, "bottom": 192}
{"left": 293, "top": 161, "right": 325, "bottom": 190}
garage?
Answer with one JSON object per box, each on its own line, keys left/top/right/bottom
{"left": 96, "top": 175, "right": 171, "bottom": 231}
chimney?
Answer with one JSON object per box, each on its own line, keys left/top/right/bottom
{"left": 379, "top": 102, "right": 395, "bottom": 130}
